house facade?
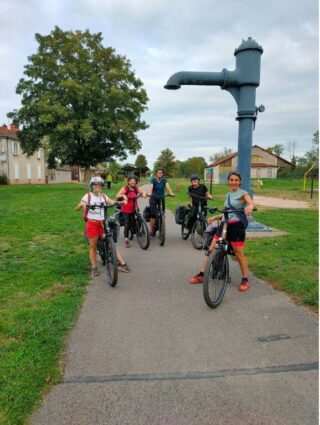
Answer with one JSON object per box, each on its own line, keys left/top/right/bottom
{"left": 0, "top": 124, "right": 46, "bottom": 184}
{"left": 204, "top": 145, "right": 294, "bottom": 184}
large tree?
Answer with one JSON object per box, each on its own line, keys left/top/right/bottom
{"left": 180, "top": 156, "right": 207, "bottom": 178}
{"left": 8, "top": 27, "right": 149, "bottom": 183}
{"left": 266, "top": 144, "right": 284, "bottom": 156}
{"left": 153, "top": 148, "right": 176, "bottom": 177}
{"left": 134, "top": 154, "right": 148, "bottom": 169}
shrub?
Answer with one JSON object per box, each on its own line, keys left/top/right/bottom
{"left": 0, "top": 173, "right": 8, "bottom": 184}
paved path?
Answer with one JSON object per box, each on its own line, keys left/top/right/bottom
{"left": 32, "top": 199, "right": 318, "bottom": 425}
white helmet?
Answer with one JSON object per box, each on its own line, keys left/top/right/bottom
{"left": 90, "top": 176, "right": 104, "bottom": 187}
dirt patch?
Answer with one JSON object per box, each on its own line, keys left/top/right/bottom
{"left": 254, "top": 196, "right": 311, "bottom": 209}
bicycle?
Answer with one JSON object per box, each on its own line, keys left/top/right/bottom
{"left": 126, "top": 194, "right": 150, "bottom": 250}
{"left": 203, "top": 207, "right": 256, "bottom": 309}
{"left": 148, "top": 194, "right": 174, "bottom": 246}
{"left": 89, "top": 202, "right": 121, "bottom": 287}
{"left": 187, "top": 193, "right": 212, "bottom": 250}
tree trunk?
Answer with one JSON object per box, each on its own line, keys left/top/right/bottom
{"left": 84, "top": 167, "right": 91, "bottom": 189}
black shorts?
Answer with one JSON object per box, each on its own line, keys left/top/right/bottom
{"left": 215, "top": 221, "right": 246, "bottom": 245}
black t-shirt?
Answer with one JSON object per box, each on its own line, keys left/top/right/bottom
{"left": 188, "top": 184, "right": 209, "bottom": 205}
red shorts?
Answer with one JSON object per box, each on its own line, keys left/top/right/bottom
{"left": 86, "top": 220, "right": 104, "bottom": 238}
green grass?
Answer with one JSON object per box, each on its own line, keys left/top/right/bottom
{"left": 166, "top": 178, "right": 318, "bottom": 308}
{"left": 0, "top": 183, "right": 122, "bottom": 425}
{"left": 0, "top": 179, "right": 318, "bottom": 424}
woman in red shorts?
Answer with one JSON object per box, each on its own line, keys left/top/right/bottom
{"left": 75, "top": 176, "right": 129, "bottom": 276}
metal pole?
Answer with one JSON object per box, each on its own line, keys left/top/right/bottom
{"left": 237, "top": 118, "right": 254, "bottom": 194}
{"left": 310, "top": 178, "right": 314, "bottom": 199}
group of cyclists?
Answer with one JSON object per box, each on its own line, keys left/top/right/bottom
{"left": 76, "top": 168, "right": 254, "bottom": 292}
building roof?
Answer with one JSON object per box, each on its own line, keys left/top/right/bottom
{"left": 0, "top": 124, "right": 19, "bottom": 139}
{"left": 207, "top": 145, "right": 294, "bottom": 168}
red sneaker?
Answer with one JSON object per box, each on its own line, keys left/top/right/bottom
{"left": 239, "top": 281, "right": 250, "bottom": 292}
{"left": 189, "top": 274, "right": 204, "bottom": 284}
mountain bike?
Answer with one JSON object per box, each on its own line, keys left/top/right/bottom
{"left": 188, "top": 193, "right": 213, "bottom": 250}
{"left": 127, "top": 194, "right": 150, "bottom": 250}
{"left": 148, "top": 194, "right": 174, "bottom": 246}
{"left": 90, "top": 202, "right": 121, "bottom": 287}
{"left": 203, "top": 207, "right": 256, "bottom": 309}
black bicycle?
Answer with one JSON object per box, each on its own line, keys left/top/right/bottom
{"left": 90, "top": 202, "right": 121, "bottom": 287}
{"left": 127, "top": 195, "right": 150, "bottom": 250}
{"left": 148, "top": 194, "right": 174, "bottom": 246}
{"left": 203, "top": 207, "right": 256, "bottom": 309}
{"left": 188, "top": 193, "right": 212, "bottom": 250}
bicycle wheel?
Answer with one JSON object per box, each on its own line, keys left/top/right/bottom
{"left": 98, "top": 238, "right": 106, "bottom": 265}
{"left": 159, "top": 215, "right": 166, "bottom": 246}
{"left": 191, "top": 219, "right": 207, "bottom": 250}
{"left": 181, "top": 216, "right": 191, "bottom": 240}
{"left": 104, "top": 237, "right": 118, "bottom": 287}
{"left": 203, "top": 249, "right": 229, "bottom": 308}
{"left": 136, "top": 216, "right": 150, "bottom": 250}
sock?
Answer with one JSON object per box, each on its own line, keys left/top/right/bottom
{"left": 242, "top": 277, "right": 248, "bottom": 283}
{"left": 199, "top": 272, "right": 204, "bottom": 277}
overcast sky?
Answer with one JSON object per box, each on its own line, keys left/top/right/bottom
{"left": 0, "top": 0, "right": 318, "bottom": 167}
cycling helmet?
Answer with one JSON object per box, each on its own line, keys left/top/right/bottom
{"left": 127, "top": 175, "right": 138, "bottom": 183}
{"left": 190, "top": 174, "right": 200, "bottom": 181}
{"left": 90, "top": 176, "right": 104, "bottom": 187}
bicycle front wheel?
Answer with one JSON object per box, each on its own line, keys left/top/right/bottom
{"left": 136, "top": 216, "right": 150, "bottom": 250}
{"left": 203, "top": 249, "right": 229, "bottom": 308}
{"left": 191, "top": 219, "right": 207, "bottom": 250}
{"left": 105, "top": 237, "right": 118, "bottom": 287}
{"left": 159, "top": 215, "right": 166, "bottom": 246}
{"left": 181, "top": 217, "right": 190, "bottom": 240}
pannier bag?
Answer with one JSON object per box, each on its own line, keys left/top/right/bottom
{"left": 203, "top": 221, "right": 219, "bottom": 250}
{"left": 143, "top": 206, "right": 151, "bottom": 222}
{"left": 175, "top": 205, "right": 188, "bottom": 225}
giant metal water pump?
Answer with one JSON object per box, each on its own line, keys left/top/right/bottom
{"left": 164, "top": 37, "right": 265, "bottom": 194}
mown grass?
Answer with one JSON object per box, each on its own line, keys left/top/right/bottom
{"left": 166, "top": 178, "right": 318, "bottom": 308}
{"left": 0, "top": 183, "right": 121, "bottom": 425}
{"left": 0, "top": 179, "right": 318, "bottom": 424}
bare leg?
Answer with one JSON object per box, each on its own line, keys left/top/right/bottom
{"left": 89, "top": 237, "right": 98, "bottom": 268}
{"left": 199, "top": 239, "right": 217, "bottom": 273}
{"left": 116, "top": 248, "right": 125, "bottom": 265}
{"left": 149, "top": 218, "right": 156, "bottom": 233}
{"left": 232, "top": 245, "right": 248, "bottom": 278}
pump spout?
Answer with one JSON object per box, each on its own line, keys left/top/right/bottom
{"left": 164, "top": 71, "right": 227, "bottom": 90}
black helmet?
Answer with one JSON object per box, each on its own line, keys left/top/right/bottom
{"left": 127, "top": 175, "right": 138, "bottom": 183}
{"left": 190, "top": 174, "right": 200, "bottom": 181}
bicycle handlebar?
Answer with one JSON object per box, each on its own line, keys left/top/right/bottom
{"left": 88, "top": 201, "right": 124, "bottom": 210}
{"left": 188, "top": 192, "right": 212, "bottom": 201}
{"left": 209, "top": 207, "right": 257, "bottom": 214}
{"left": 147, "top": 193, "right": 175, "bottom": 198}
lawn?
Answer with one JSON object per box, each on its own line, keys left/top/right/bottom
{"left": 0, "top": 182, "right": 122, "bottom": 425}
{"left": 0, "top": 179, "right": 318, "bottom": 424}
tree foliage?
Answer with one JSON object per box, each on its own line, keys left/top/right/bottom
{"left": 209, "top": 147, "right": 233, "bottom": 164}
{"left": 153, "top": 148, "right": 176, "bottom": 177}
{"left": 177, "top": 156, "right": 207, "bottom": 178}
{"left": 266, "top": 144, "right": 284, "bottom": 156}
{"left": 8, "top": 27, "right": 149, "bottom": 175}
{"left": 134, "top": 154, "right": 148, "bottom": 169}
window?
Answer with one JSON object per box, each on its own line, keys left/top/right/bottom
{"left": 267, "top": 168, "right": 272, "bottom": 178}
{"left": 256, "top": 168, "right": 261, "bottom": 177}
{"left": 37, "top": 165, "right": 42, "bottom": 179}
{"left": 14, "top": 163, "right": 19, "bottom": 179}
{"left": 12, "top": 142, "right": 19, "bottom": 155}
{"left": 37, "top": 149, "right": 41, "bottom": 159}
{"left": 27, "top": 163, "right": 31, "bottom": 180}
{"left": 252, "top": 155, "right": 263, "bottom": 163}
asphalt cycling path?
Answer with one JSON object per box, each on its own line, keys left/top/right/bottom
{"left": 32, "top": 197, "right": 318, "bottom": 425}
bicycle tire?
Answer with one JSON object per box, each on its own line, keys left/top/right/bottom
{"left": 181, "top": 216, "right": 191, "bottom": 241}
{"left": 191, "top": 219, "right": 207, "bottom": 250}
{"left": 203, "top": 249, "right": 229, "bottom": 308}
{"left": 159, "top": 215, "right": 166, "bottom": 246}
{"left": 104, "top": 237, "right": 118, "bottom": 287}
{"left": 98, "top": 238, "right": 106, "bottom": 265}
{"left": 136, "top": 216, "right": 150, "bottom": 250}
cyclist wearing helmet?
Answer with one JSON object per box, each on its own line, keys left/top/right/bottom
{"left": 148, "top": 168, "right": 174, "bottom": 236}
{"left": 187, "top": 174, "right": 212, "bottom": 231}
{"left": 75, "top": 176, "right": 129, "bottom": 276}
{"left": 116, "top": 175, "right": 147, "bottom": 248}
